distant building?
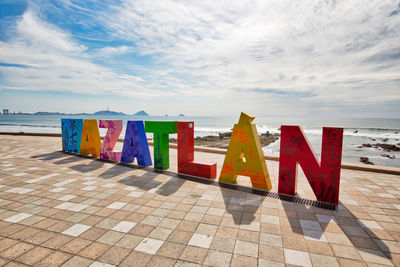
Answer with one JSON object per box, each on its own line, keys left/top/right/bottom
{"left": 3, "top": 109, "right": 9, "bottom": 115}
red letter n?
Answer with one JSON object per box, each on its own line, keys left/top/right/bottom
{"left": 278, "top": 126, "right": 343, "bottom": 205}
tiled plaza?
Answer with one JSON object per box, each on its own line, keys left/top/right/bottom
{"left": 0, "top": 135, "right": 400, "bottom": 266}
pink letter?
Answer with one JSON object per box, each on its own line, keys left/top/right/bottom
{"left": 99, "top": 120, "right": 123, "bottom": 161}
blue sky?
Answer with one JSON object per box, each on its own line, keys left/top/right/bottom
{"left": 0, "top": 0, "right": 399, "bottom": 117}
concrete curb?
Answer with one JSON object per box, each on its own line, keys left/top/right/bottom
{"left": 1, "top": 131, "right": 399, "bottom": 175}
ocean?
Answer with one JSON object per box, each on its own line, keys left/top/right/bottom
{"left": 0, "top": 114, "right": 399, "bottom": 168}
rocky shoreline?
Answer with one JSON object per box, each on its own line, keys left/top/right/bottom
{"left": 170, "top": 132, "right": 280, "bottom": 149}
{"left": 358, "top": 140, "right": 400, "bottom": 164}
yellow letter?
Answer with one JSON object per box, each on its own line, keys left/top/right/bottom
{"left": 80, "top": 119, "right": 101, "bottom": 158}
{"left": 219, "top": 112, "right": 272, "bottom": 190}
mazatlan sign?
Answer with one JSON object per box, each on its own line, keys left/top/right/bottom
{"left": 61, "top": 112, "right": 343, "bottom": 205}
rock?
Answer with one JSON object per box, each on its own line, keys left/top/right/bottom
{"left": 360, "top": 157, "right": 374, "bottom": 165}
{"left": 259, "top": 133, "right": 280, "bottom": 146}
{"left": 371, "top": 138, "right": 376, "bottom": 141}
{"left": 170, "top": 132, "right": 280, "bottom": 149}
{"left": 382, "top": 138, "right": 389, "bottom": 142}
{"left": 381, "top": 154, "right": 395, "bottom": 159}
{"left": 360, "top": 144, "right": 372, "bottom": 148}
{"left": 218, "top": 132, "right": 231, "bottom": 139}
{"left": 360, "top": 143, "right": 400, "bottom": 152}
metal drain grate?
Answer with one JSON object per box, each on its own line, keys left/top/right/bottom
{"left": 61, "top": 151, "right": 336, "bottom": 210}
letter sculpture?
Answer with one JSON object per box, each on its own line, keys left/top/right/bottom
{"left": 99, "top": 120, "right": 123, "bottom": 161}
{"left": 145, "top": 121, "right": 177, "bottom": 170}
{"left": 80, "top": 119, "right": 101, "bottom": 158}
{"left": 121, "top": 121, "right": 152, "bottom": 167}
{"left": 61, "top": 119, "right": 83, "bottom": 153}
{"left": 219, "top": 112, "right": 272, "bottom": 190}
{"left": 177, "top": 121, "right": 217, "bottom": 178}
{"left": 278, "top": 126, "right": 343, "bottom": 205}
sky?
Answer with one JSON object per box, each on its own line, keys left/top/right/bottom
{"left": 0, "top": 0, "right": 399, "bottom": 117}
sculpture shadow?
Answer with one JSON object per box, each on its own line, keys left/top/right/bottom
{"left": 99, "top": 164, "right": 132, "bottom": 179}
{"left": 31, "top": 151, "right": 69, "bottom": 161}
{"left": 118, "top": 171, "right": 163, "bottom": 191}
{"left": 118, "top": 170, "right": 189, "bottom": 197}
{"left": 281, "top": 201, "right": 392, "bottom": 260}
{"left": 69, "top": 160, "right": 105, "bottom": 172}
{"left": 53, "top": 155, "right": 87, "bottom": 165}
{"left": 219, "top": 181, "right": 260, "bottom": 225}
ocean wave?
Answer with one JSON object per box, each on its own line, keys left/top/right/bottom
{"left": 0, "top": 123, "right": 60, "bottom": 128}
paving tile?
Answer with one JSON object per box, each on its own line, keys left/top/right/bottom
{"left": 80, "top": 227, "right": 108, "bottom": 241}
{"left": 88, "top": 261, "right": 115, "bottom": 267}
{"left": 134, "top": 237, "right": 164, "bottom": 255}
{"left": 61, "top": 255, "right": 93, "bottom": 267}
{"left": 358, "top": 248, "right": 393, "bottom": 266}
{"left": 203, "top": 250, "right": 232, "bottom": 266}
{"left": 79, "top": 242, "right": 110, "bottom": 260}
{"left": 36, "top": 251, "right": 72, "bottom": 267}
{"left": 230, "top": 254, "right": 257, "bottom": 266}
{"left": 62, "top": 223, "right": 91, "bottom": 237}
{"left": 98, "top": 246, "right": 130, "bottom": 265}
{"left": 60, "top": 237, "right": 92, "bottom": 254}
{"left": 130, "top": 224, "right": 154, "bottom": 236}
{"left": 260, "top": 233, "right": 282, "bottom": 247}
{"left": 115, "top": 234, "right": 144, "bottom": 249}
{"left": 179, "top": 245, "right": 208, "bottom": 264}
{"left": 111, "top": 221, "right": 136, "bottom": 233}
{"left": 305, "top": 240, "right": 334, "bottom": 256}
{"left": 309, "top": 253, "right": 339, "bottom": 266}
{"left": 106, "top": 202, "right": 127, "bottom": 210}
{"left": 188, "top": 233, "right": 213, "bottom": 248}
{"left": 259, "top": 244, "right": 284, "bottom": 262}
{"left": 15, "top": 246, "right": 52, "bottom": 265}
{"left": 330, "top": 244, "right": 362, "bottom": 261}
{"left": 283, "top": 248, "right": 312, "bottom": 267}
{"left": 3, "top": 213, "right": 32, "bottom": 223}
{"left": 299, "top": 219, "right": 323, "bottom": 231}
{"left": 97, "top": 231, "right": 124, "bottom": 245}
{"left": 148, "top": 227, "right": 173, "bottom": 240}
{"left": 0, "top": 242, "right": 34, "bottom": 260}
{"left": 234, "top": 240, "right": 258, "bottom": 258}
{"left": 120, "top": 251, "right": 151, "bottom": 267}
{"left": 157, "top": 241, "right": 185, "bottom": 259}
{"left": 42, "top": 234, "right": 74, "bottom": 249}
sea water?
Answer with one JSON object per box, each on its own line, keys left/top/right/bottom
{"left": 0, "top": 114, "right": 399, "bottom": 167}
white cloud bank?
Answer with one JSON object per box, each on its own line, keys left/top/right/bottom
{"left": 0, "top": 0, "right": 399, "bottom": 116}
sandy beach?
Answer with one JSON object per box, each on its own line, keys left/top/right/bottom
{"left": 0, "top": 134, "right": 400, "bottom": 266}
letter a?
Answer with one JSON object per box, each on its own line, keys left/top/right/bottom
{"left": 121, "top": 121, "right": 152, "bottom": 167}
{"left": 80, "top": 119, "right": 101, "bottom": 157}
{"left": 278, "top": 126, "right": 343, "bottom": 205}
{"left": 219, "top": 112, "right": 272, "bottom": 190}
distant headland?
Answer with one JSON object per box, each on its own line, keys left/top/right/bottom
{"left": 0, "top": 109, "right": 150, "bottom": 116}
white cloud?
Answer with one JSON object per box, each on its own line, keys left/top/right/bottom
{"left": 0, "top": 7, "right": 149, "bottom": 96}
{"left": 0, "top": 0, "right": 399, "bottom": 116}
{"left": 102, "top": 0, "right": 400, "bottom": 104}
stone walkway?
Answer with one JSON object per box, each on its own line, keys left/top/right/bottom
{"left": 0, "top": 135, "right": 399, "bottom": 266}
